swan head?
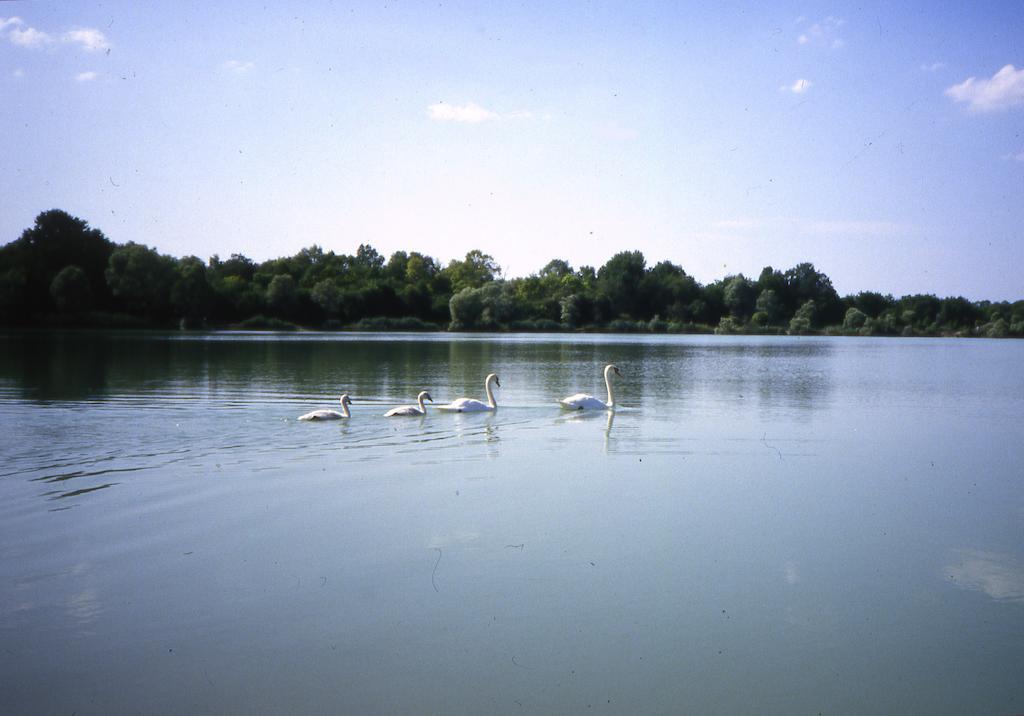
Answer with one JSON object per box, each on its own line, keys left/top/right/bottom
{"left": 339, "top": 394, "right": 352, "bottom": 406}
{"left": 606, "top": 364, "right": 621, "bottom": 378}
{"left": 418, "top": 391, "right": 433, "bottom": 403}
{"left": 486, "top": 373, "right": 501, "bottom": 388}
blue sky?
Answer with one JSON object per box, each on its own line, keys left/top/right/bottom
{"left": 1, "top": 1, "right": 1022, "bottom": 300}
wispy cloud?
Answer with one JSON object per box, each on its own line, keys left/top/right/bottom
{"left": 796, "top": 16, "right": 845, "bottom": 49}
{"left": 222, "top": 59, "right": 255, "bottom": 74}
{"left": 3, "top": 17, "right": 110, "bottom": 52}
{"left": 921, "top": 61, "right": 946, "bottom": 72}
{"left": 1005, "top": 151, "right": 1024, "bottom": 162}
{"left": 11, "top": 68, "right": 25, "bottom": 79}
{"left": 427, "top": 101, "right": 498, "bottom": 123}
{"left": 75, "top": 71, "right": 97, "bottom": 82}
{"left": 783, "top": 561, "right": 800, "bottom": 585}
{"left": 715, "top": 217, "right": 905, "bottom": 237}
{"left": 782, "top": 78, "right": 812, "bottom": 94}
{"left": 945, "top": 64, "right": 1024, "bottom": 112}
{"left": 63, "top": 28, "right": 110, "bottom": 52}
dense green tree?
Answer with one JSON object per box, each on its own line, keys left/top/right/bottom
{"left": 0, "top": 268, "right": 28, "bottom": 319}
{"left": 756, "top": 266, "right": 786, "bottom": 296}
{"left": 540, "top": 259, "right": 573, "bottom": 278}
{"left": 170, "top": 256, "right": 212, "bottom": 325}
{"left": 851, "top": 291, "right": 892, "bottom": 318}
{"left": 311, "top": 279, "right": 343, "bottom": 318}
{"left": 784, "top": 263, "right": 841, "bottom": 324}
{"left": 789, "top": 300, "right": 816, "bottom": 335}
{"left": 3, "top": 209, "right": 114, "bottom": 314}
{"left": 105, "top": 243, "right": 176, "bottom": 320}
{"left": 448, "top": 281, "right": 515, "bottom": 329}
{"left": 3, "top": 209, "right": 1022, "bottom": 335}
{"left": 843, "top": 307, "right": 868, "bottom": 332}
{"left": 49, "top": 265, "right": 92, "bottom": 313}
{"left": 209, "top": 253, "right": 257, "bottom": 281}
{"left": 642, "top": 261, "right": 701, "bottom": 321}
{"left": 266, "top": 274, "right": 298, "bottom": 319}
{"left": 560, "top": 294, "right": 586, "bottom": 327}
{"left": 755, "top": 289, "right": 782, "bottom": 324}
{"left": 597, "top": 250, "right": 647, "bottom": 319}
{"left": 896, "top": 294, "right": 941, "bottom": 331}
{"left": 444, "top": 250, "right": 500, "bottom": 292}
{"left": 723, "top": 274, "right": 757, "bottom": 319}
{"left": 937, "top": 296, "right": 982, "bottom": 330}
{"left": 449, "top": 287, "right": 485, "bottom": 329}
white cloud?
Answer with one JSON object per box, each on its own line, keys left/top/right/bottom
{"left": 222, "top": 59, "right": 255, "bottom": 74}
{"left": 921, "top": 61, "right": 946, "bottom": 72}
{"left": 3, "top": 18, "right": 109, "bottom": 52}
{"left": 782, "top": 78, "right": 812, "bottom": 94}
{"left": 1006, "top": 151, "right": 1024, "bottom": 162}
{"left": 427, "top": 101, "right": 498, "bottom": 123}
{"left": 63, "top": 28, "right": 110, "bottom": 52}
{"left": 945, "top": 64, "right": 1024, "bottom": 112}
{"left": 75, "top": 71, "right": 97, "bottom": 82}
{"left": 946, "top": 549, "right": 1024, "bottom": 602}
{"left": 12, "top": 68, "right": 25, "bottom": 79}
{"left": 9, "top": 25, "right": 52, "bottom": 48}
{"left": 797, "top": 16, "right": 845, "bottom": 49}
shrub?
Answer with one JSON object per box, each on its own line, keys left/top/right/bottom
{"left": 237, "top": 315, "right": 298, "bottom": 331}
{"left": 608, "top": 319, "right": 642, "bottom": 332}
{"left": 349, "top": 316, "right": 440, "bottom": 331}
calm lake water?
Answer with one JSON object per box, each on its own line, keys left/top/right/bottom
{"left": 1, "top": 331, "right": 1022, "bottom": 714}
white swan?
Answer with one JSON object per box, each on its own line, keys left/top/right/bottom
{"left": 298, "top": 394, "right": 352, "bottom": 421}
{"left": 437, "top": 373, "right": 500, "bottom": 412}
{"left": 560, "top": 364, "right": 621, "bottom": 410}
{"left": 384, "top": 391, "right": 433, "bottom": 417}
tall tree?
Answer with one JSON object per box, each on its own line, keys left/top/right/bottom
{"left": 105, "top": 243, "right": 176, "bottom": 320}
{"left": 597, "top": 250, "right": 647, "bottom": 319}
{"left": 444, "top": 250, "right": 500, "bottom": 292}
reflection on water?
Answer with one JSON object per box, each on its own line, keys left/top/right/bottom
{"left": 1, "top": 331, "right": 1023, "bottom": 715}
{"left": 0, "top": 331, "right": 836, "bottom": 413}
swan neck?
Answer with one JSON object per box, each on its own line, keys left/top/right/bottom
{"left": 485, "top": 376, "right": 496, "bottom": 408}
{"left": 340, "top": 402, "right": 351, "bottom": 418}
{"left": 417, "top": 394, "right": 426, "bottom": 412}
{"left": 604, "top": 367, "right": 615, "bottom": 407}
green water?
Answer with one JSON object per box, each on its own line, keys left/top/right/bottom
{"left": 1, "top": 331, "right": 1022, "bottom": 714}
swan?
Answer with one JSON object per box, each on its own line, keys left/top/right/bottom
{"left": 298, "top": 394, "right": 352, "bottom": 421}
{"left": 384, "top": 391, "right": 433, "bottom": 417}
{"left": 437, "top": 373, "right": 500, "bottom": 412}
{"left": 560, "top": 364, "right": 621, "bottom": 410}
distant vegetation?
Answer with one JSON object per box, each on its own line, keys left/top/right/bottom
{"left": 2, "top": 209, "right": 1021, "bottom": 338}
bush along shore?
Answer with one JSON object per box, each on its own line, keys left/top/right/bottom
{"left": 2, "top": 209, "right": 1021, "bottom": 338}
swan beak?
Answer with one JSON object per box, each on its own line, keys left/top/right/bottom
{"left": 425, "top": 393, "right": 433, "bottom": 402}
{"left": 495, "top": 377, "right": 501, "bottom": 387}
{"left": 613, "top": 367, "right": 622, "bottom": 376}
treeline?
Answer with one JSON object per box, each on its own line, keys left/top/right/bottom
{"left": 1, "top": 209, "right": 1021, "bottom": 337}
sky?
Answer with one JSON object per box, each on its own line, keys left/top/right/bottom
{"left": 1, "top": 1, "right": 1022, "bottom": 300}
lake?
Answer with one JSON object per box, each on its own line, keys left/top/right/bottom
{"left": 1, "top": 331, "right": 1022, "bottom": 714}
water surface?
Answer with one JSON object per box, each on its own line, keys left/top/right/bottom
{"left": 1, "top": 331, "right": 1022, "bottom": 714}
